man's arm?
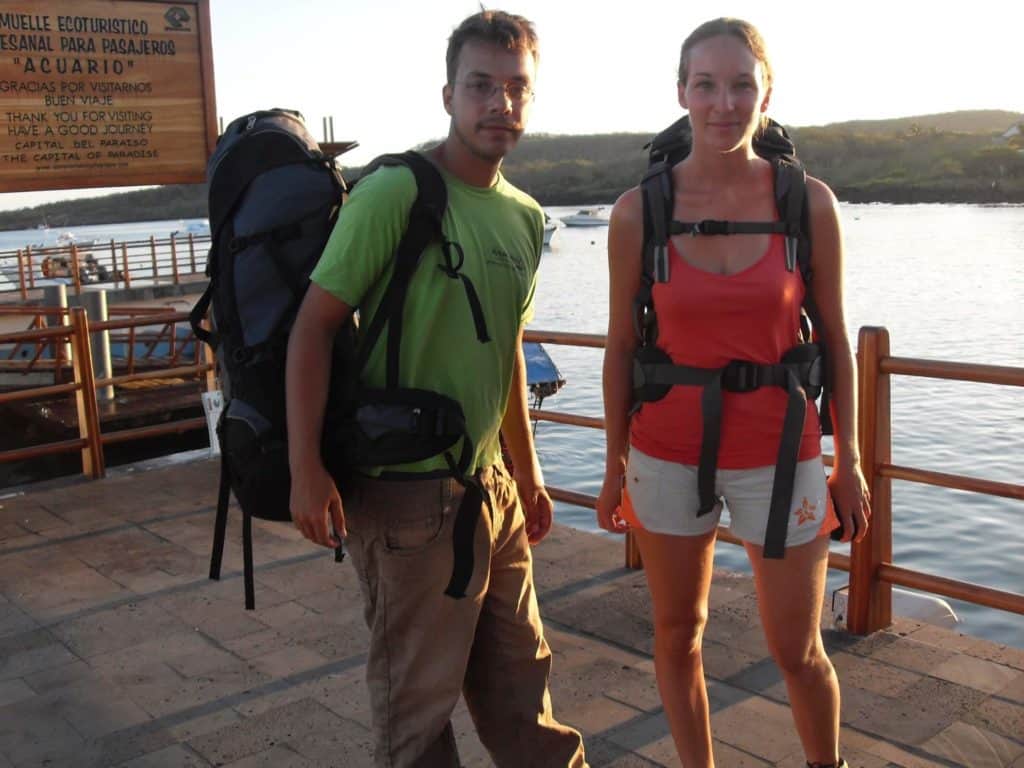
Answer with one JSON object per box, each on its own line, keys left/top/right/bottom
{"left": 286, "top": 283, "right": 354, "bottom": 548}
{"left": 500, "top": 326, "right": 553, "bottom": 544}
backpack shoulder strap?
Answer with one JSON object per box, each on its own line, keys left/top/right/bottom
{"left": 640, "top": 161, "right": 673, "bottom": 284}
{"left": 772, "top": 157, "right": 809, "bottom": 276}
{"left": 634, "top": 161, "right": 673, "bottom": 347}
{"left": 354, "top": 151, "right": 448, "bottom": 386}
{"left": 772, "top": 157, "right": 834, "bottom": 433}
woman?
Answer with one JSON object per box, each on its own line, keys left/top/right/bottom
{"left": 597, "top": 18, "right": 871, "bottom": 768}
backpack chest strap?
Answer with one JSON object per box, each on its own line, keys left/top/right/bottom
{"left": 671, "top": 219, "right": 788, "bottom": 237}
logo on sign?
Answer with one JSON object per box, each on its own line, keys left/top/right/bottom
{"left": 164, "top": 7, "right": 192, "bottom": 30}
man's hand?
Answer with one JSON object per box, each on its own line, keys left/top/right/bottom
{"left": 518, "top": 478, "right": 553, "bottom": 545}
{"left": 290, "top": 462, "right": 346, "bottom": 549}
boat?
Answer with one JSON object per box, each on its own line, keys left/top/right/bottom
{"left": 171, "top": 219, "right": 211, "bottom": 239}
{"left": 28, "top": 229, "right": 100, "bottom": 251}
{"left": 831, "top": 584, "right": 959, "bottom": 630}
{"left": 543, "top": 214, "right": 560, "bottom": 247}
{"left": 560, "top": 207, "right": 609, "bottom": 227}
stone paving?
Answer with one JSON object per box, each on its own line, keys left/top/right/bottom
{"left": 0, "top": 454, "right": 1021, "bottom": 767}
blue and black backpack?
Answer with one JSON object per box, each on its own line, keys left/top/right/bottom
{"left": 191, "top": 109, "right": 477, "bottom": 608}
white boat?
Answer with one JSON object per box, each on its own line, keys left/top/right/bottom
{"left": 560, "top": 207, "right": 609, "bottom": 227}
{"left": 171, "top": 219, "right": 211, "bottom": 239}
{"left": 831, "top": 584, "right": 959, "bottom": 630}
{"left": 28, "top": 229, "right": 99, "bottom": 251}
{"left": 543, "top": 214, "right": 560, "bottom": 247}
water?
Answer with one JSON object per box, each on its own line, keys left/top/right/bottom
{"left": 1, "top": 208, "right": 1022, "bottom": 647}
{"left": 535, "top": 204, "right": 1024, "bottom": 649}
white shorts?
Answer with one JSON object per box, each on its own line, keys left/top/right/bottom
{"left": 620, "top": 447, "right": 838, "bottom": 548}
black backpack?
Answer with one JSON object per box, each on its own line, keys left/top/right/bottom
{"left": 191, "top": 109, "right": 471, "bottom": 608}
{"left": 633, "top": 115, "right": 832, "bottom": 559}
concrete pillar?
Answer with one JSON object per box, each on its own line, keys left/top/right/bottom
{"left": 42, "top": 283, "right": 72, "bottom": 371}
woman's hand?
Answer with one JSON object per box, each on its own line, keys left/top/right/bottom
{"left": 828, "top": 462, "right": 871, "bottom": 544}
{"left": 596, "top": 473, "right": 630, "bottom": 534}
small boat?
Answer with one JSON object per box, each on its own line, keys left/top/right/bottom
{"left": 543, "top": 214, "right": 560, "bottom": 247}
{"left": 832, "top": 584, "right": 959, "bottom": 630}
{"left": 560, "top": 207, "right": 609, "bottom": 227}
{"left": 524, "top": 341, "right": 565, "bottom": 408}
{"left": 29, "top": 230, "right": 99, "bottom": 251}
{"left": 171, "top": 219, "right": 211, "bottom": 239}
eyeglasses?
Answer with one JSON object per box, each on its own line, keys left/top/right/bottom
{"left": 457, "top": 79, "right": 535, "bottom": 104}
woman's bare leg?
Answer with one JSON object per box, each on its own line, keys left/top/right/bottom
{"left": 634, "top": 527, "right": 718, "bottom": 768}
{"left": 745, "top": 535, "right": 840, "bottom": 765}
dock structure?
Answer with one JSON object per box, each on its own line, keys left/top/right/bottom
{"left": 0, "top": 454, "right": 1021, "bottom": 767}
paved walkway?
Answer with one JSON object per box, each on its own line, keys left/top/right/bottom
{"left": 0, "top": 454, "right": 1021, "bottom": 767}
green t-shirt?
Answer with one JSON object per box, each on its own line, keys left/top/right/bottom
{"left": 311, "top": 159, "right": 543, "bottom": 475}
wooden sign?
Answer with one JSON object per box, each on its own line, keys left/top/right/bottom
{"left": 0, "top": 0, "right": 215, "bottom": 192}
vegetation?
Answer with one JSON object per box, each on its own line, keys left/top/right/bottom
{"left": 1, "top": 110, "right": 1021, "bottom": 230}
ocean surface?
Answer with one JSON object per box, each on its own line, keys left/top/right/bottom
{"left": 1, "top": 205, "right": 1022, "bottom": 648}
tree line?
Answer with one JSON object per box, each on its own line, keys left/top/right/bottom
{"left": 1, "top": 110, "right": 1021, "bottom": 231}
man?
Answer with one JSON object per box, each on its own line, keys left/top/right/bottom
{"left": 286, "top": 10, "right": 587, "bottom": 768}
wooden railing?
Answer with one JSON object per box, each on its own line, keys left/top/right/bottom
{"left": 0, "top": 233, "right": 212, "bottom": 298}
{"left": 523, "top": 327, "right": 1024, "bottom": 636}
{"left": 0, "top": 317, "right": 1020, "bottom": 636}
{"left": 0, "top": 308, "right": 214, "bottom": 472}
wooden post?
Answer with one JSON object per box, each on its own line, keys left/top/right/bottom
{"left": 17, "top": 250, "right": 27, "bottom": 301}
{"left": 70, "top": 245, "right": 82, "bottom": 295}
{"left": 26, "top": 246, "right": 35, "bottom": 289}
{"left": 122, "top": 243, "right": 132, "bottom": 288}
{"left": 170, "top": 236, "right": 180, "bottom": 284}
{"left": 625, "top": 530, "right": 643, "bottom": 569}
{"left": 69, "top": 308, "right": 105, "bottom": 479}
{"left": 128, "top": 321, "right": 137, "bottom": 375}
{"left": 848, "top": 326, "right": 893, "bottom": 634}
{"left": 150, "top": 236, "right": 158, "bottom": 283}
{"left": 202, "top": 318, "right": 217, "bottom": 392}
{"left": 53, "top": 313, "right": 64, "bottom": 385}
{"left": 188, "top": 233, "right": 197, "bottom": 274}
{"left": 109, "top": 240, "right": 118, "bottom": 286}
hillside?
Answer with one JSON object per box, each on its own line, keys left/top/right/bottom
{"left": 1, "top": 109, "right": 1021, "bottom": 230}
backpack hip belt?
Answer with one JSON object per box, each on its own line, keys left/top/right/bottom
{"left": 633, "top": 343, "right": 824, "bottom": 558}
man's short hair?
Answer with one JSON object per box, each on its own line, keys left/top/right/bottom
{"left": 446, "top": 10, "right": 539, "bottom": 84}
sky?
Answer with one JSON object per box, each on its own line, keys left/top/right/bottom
{"left": 2, "top": 0, "right": 1022, "bottom": 212}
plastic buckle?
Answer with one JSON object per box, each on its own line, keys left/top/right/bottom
{"left": 723, "top": 360, "right": 761, "bottom": 392}
{"left": 691, "top": 219, "right": 727, "bottom": 236}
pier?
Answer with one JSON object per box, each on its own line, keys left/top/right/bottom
{"left": 1, "top": 453, "right": 1022, "bottom": 767}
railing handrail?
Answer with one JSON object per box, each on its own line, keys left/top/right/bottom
{"left": 0, "top": 321, "right": 1019, "bottom": 634}
{"left": 0, "top": 307, "right": 212, "bottom": 474}
{"left": 0, "top": 234, "right": 212, "bottom": 298}
{"left": 523, "top": 327, "right": 1024, "bottom": 632}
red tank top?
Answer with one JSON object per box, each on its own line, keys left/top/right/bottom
{"left": 630, "top": 234, "right": 822, "bottom": 468}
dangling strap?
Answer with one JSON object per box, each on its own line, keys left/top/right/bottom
{"left": 438, "top": 240, "right": 490, "bottom": 343}
{"left": 243, "top": 509, "right": 255, "bottom": 610}
{"left": 697, "top": 372, "right": 724, "bottom": 516}
{"left": 443, "top": 435, "right": 485, "bottom": 599}
{"left": 208, "top": 454, "right": 231, "bottom": 580}
{"left": 444, "top": 473, "right": 488, "bottom": 599}
{"left": 763, "top": 369, "right": 808, "bottom": 559}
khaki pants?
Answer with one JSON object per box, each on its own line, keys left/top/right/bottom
{"left": 344, "top": 464, "right": 587, "bottom": 768}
